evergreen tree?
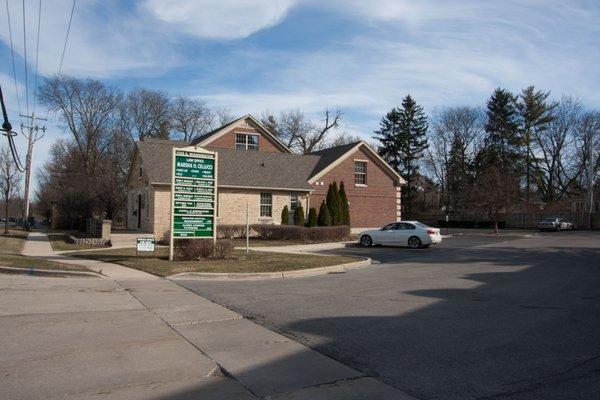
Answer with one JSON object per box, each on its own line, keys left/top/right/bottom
{"left": 517, "top": 86, "right": 556, "bottom": 202}
{"left": 295, "top": 203, "right": 305, "bottom": 226}
{"left": 317, "top": 201, "right": 331, "bottom": 226}
{"left": 306, "top": 207, "right": 318, "bottom": 227}
{"left": 281, "top": 205, "right": 289, "bottom": 225}
{"left": 326, "top": 182, "right": 343, "bottom": 225}
{"left": 482, "top": 88, "right": 521, "bottom": 168}
{"left": 374, "top": 95, "right": 429, "bottom": 217}
{"left": 338, "top": 181, "right": 350, "bottom": 225}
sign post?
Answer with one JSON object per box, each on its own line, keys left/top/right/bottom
{"left": 169, "top": 146, "right": 218, "bottom": 261}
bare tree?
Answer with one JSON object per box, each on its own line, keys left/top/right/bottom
{"left": 171, "top": 96, "right": 214, "bottom": 141}
{"left": 575, "top": 111, "right": 600, "bottom": 196}
{"left": 39, "top": 76, "right": 122, "bottom": 172}
{"left": 531, "top": 96, "right": 583, "bottom": 203}
{"left": 426, "top": 106, "right": 485, "bottom": 212}
{"left": 1, "top": 145, "right": 22, "bottom": 234}
{"left": 274, "top": 109, "right": 343, "bottom": 153}
{"left": 329, "top": 132, "right": 361, "bottom": 148}
{"left": 213, "top": 107, "right": 235, "bottom": 127}
{"left": 39, "top": 77, "right": 125, "bottom": 227}
{"left": 124, "top": 88, "right": 171, "bottom": 140}
{"left": 472, "top": 165, "right": 520, "bottom": 234}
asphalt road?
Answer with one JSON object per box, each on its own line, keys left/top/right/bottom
{"left": 179, "top": 231, "right": 600, "bottom": 400}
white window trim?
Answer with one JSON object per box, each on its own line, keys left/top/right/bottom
{"left": 259, "top": 192, "right": 273, "bottom": 218}
{"left": 235, "top": 133, "right": 259, "bottom": 150}
{"left": 354, "top": 160, "right": 368, "bottom": 187}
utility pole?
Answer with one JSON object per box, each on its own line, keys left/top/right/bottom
{"left": 589, "top": 134, "right": 595, "bottom": 229}
{"left": 19, "top": 112, "right": 46, "bottom": 230}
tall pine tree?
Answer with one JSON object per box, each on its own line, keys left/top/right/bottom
{"left": 374, "top": 95, "right": 429, "bottom": 217}
{"left": 338, "top": 181, "right": 350, "bottom": 225}
{"left": 517, "top": 86, "right": 556, "bottom": 203}
{"left": 326, "top": 182, "right": 343, "bottom": 225}
{"left": 482, "top": 88, "right": 521, "bottom": 169}
{"left": 317, "top": 201, "right": 331, "bottom": 226}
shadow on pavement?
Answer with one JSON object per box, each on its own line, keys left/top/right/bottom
{"left": 177, "top": 243, "right": 600, "bottom": 400}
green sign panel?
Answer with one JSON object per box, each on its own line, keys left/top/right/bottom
{"left": 175, "top": 178, "right": 214, "bottom": 187}
{"left": 174, "top": 156, "right": 214, "bottom": 179}
{"left": 171, "top": 149, "right": 217, "bottom": 239}
{"left": 174, "top": 185, "right": 214, "bottom": 195}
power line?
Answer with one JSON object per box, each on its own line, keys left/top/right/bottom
{"left": 21, "top": 0, "right": 29, "bottom": 117}
{"left": 57, "top": 0, "right": 76, "bottom": 79}
{"left": 32, "top": 0, "right": 41, "bottom": 116}
{"left": 5, "top": 0, "right": 22, "bottom": 123}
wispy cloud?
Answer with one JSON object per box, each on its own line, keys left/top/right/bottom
{"left": 1, "top": 0, "right": 599, "bottom": 183}
{"left": 141, "top": 0, "right": 299, "bottom": 40}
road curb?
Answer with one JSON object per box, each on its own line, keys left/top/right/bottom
{"left": 168, "top": 258, "right": 372, "bottom": 281}
{"left": 0, "top": 265, "right": 103, "bottom": 277}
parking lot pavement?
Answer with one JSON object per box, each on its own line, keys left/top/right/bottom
{"left": 179, "top": 231, "right": 600, "bottom": 400}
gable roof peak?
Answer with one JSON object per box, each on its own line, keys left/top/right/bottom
{"left": 190, "top": 114, "right": 292, "bottom": 153}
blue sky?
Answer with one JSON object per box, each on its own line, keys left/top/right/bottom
{"left": 1, "top": 0, "right": 599, "bottom": 188}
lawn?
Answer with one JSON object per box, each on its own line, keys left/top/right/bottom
{"left": 0, "top": 230, "right": 90, "bottom": 272}
{"left": 47, "top": 233, "right": 108, "bottom": 251}
{"left": 69, "top": 247, "right": 361, "bottom": 277}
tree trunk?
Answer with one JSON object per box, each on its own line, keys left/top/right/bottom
{"left": 494, "top": 218, "right": 499, "bottom": 234}
{"left": 4, "top": 201, "right": 8, "bottom": 234}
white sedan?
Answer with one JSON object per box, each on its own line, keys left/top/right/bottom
{"left": 358, "top": 221, "right": 442, "bottom": 249}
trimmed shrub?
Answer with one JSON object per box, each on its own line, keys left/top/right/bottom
{"left": 175, "top": 239, "right": 214, "bottom": 260}
{"left": 218, "top": 224, "right": 246, "bottom": 239}
{"left": 252, "top": 224, "right": 273, "bottom": 240}
{"left": 326, "top": 182, "right": 343, "bottom": 225}
{"left": 317, "top": 201, "right": 331, "bottom": 226}
{"left": 158, "top": 230, "right": 171, "bottom": 245}
{"left": 214, "top": 239, "right": 234, "bottom": 259}
{"left": 247, "top": 225, "right": 350, "bottom": 243}
{"left": 295, "top": 204, "right": 305, "bottom": 226}
{"left": 306, "top": 207, "right": 318, "bottom": 227}
{"left": 339, "top": 181, "right": 350, "bottom": 226}
{"left": 306, "top": 225, "right": 351, "bottom": 242}
{"left": 281, "top": 205, "right": 290, "bottom": 225}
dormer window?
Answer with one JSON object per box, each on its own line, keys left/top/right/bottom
{"left": 236, "top": 133, "right": 259, "bottom": 150}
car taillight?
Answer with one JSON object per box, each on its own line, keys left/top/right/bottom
{"left": 427, "top": 229, "right": 436, "bottom": 235}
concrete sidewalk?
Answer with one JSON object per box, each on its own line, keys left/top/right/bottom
{"left": 236, "top": 241, "right": 355, "bottom": 254}
{"left": 4, "top": 232, "right": 415, "bottom": 399}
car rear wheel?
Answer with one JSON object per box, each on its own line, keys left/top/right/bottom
{"left": 360, "top": 235, "right": 373, "bottom": 247}
{"left": 408, "top": 236, "right": 422, "bottom": 249}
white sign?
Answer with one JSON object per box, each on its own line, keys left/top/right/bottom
{"left": 136, "top": 237, "right": 155, "bottom": 252}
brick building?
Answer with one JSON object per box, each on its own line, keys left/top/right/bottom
{"left": 125, "top": 115, "right": 404, "bottom": 238}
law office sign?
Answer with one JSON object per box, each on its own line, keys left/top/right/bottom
{"left": 169, "top": 146, "right": 218, "bottom": 260}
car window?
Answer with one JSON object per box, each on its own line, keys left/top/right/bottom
{"left": 397, "top": 223, "right": 415, "bottom": 230}
{"left": 382, "top": 223, "right": 396, "bottom": 231}
{"left": 414, "top": 222, "right": 429, "bottom": 229}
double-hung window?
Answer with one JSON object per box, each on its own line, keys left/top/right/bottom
{"left": 236, "top": 134, "right": 259, "bottom": 150}
{"left": 290, "top": 193, "right": 298, "bottom": 211}
{"left": 260, "top": 193, "right": 272, "bottom": 217}
{"left": 354, "top": 161, "right": 367, "bottom": 185}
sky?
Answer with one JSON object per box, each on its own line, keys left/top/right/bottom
{"left": 1, "top": 0, "right": 599, "bottom": 190}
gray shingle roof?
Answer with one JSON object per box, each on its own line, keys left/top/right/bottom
{"left": 309, "top": 141, "right": 361, "bottom": 177}
{"left": 137, "top": 140, "right": 320, "bottom": 190}
{"left": 190, "top": 118, "right": 240, "bottom": 146}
